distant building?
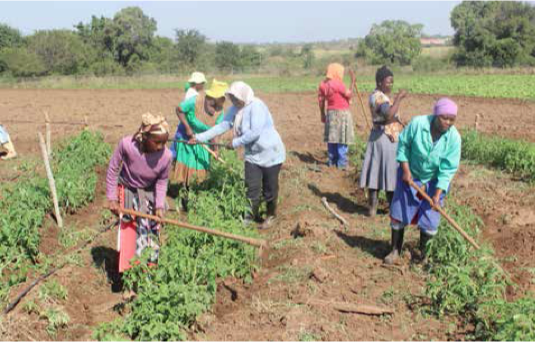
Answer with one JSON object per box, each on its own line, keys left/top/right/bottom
{"left": 420, "top": 37, "right": 451, "bottom": 46}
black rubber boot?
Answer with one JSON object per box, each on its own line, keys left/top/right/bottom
{"left": 386, "top": 191, "right": 394, "bottom": 208}
{"left": 260, "top": 200, "right": 277, "bottom": 230}
{"left": 383, "top": 228, "right": 405, "bottom": 265}
{"left": 419, "top": 230, "right": 433, "bottom": 261}
{"left": 368, "top": 189, "right": 379, "bottom": 217}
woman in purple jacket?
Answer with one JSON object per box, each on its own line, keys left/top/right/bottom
{"left": 106, "top": 113, "right": 172, "bottom": 273}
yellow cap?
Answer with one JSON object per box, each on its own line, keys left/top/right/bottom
{"left": 205, "top": 79, "right": 229, "bottom": 99}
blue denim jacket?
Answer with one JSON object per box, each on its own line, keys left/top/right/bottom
{"left": 196, "top": 98, "right": 286, "bottom": 168}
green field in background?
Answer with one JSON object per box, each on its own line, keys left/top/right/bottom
{"left": 0, "top": 73, "right": 533, "bottom": 100}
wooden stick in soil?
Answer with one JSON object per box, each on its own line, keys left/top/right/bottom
{"left": 299, "top": 299, "right": 394, "bottom": 315}
{"left": 321, "top": 197, "right": 349, "bottom": 226}
{"left": 117, "top": 208, "right": 267, "bottom": 248}
{"left": 349, "top": 69, "right": 371, "bottom": 131}
{"left": 38, "top": 132, "right": 63, "bottom": 229}
{"left": 408, "top": 179, "right": 480, "bottom": 250}
{"left": 44, "top": 112, "right": 52, "bottom": 159}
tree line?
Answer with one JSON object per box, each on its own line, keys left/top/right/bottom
{"left": 0, "top": 7, "right": 264, "bottom": 77}
{"left": 0, "top": 1, "right": 533, "bottom": 78}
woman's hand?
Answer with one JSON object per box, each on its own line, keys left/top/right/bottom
{"left": 225, "top": 141, "right": 234, "bottom": 150}
{"left": 108, "top": 200, "right": 120, "bottom": 215}
{"left": 186, "top": 127, "right": 194, "bottom": 139}
{"left": 155, "top": 208, "right": 164, "bottom": 219}
{"left": 396, "top": 89, "right": 408, "bottom": 101}
{"left": 321, "top": 113, "right": 326, "bottom": 124}
{"left": 188, "top": 137, "right": 197, "bottom": 145}
{"left": 432, "top": 189, "right": 443, "bottom": 209}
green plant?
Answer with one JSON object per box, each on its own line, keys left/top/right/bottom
{"left": 461, "top": 130, "right": 535, "bottom": 183}
{"left": 42, "top": 307, "right": 70, "bottom": 336}
{"left": 0, "top": 130, "right": 110, "bottom": 309}
{"left": 39, "top": 280, "right": 68, "bottom": 302}
{"left": 112, "top": 149, "right": 259, "bottom": 340}
{"left": 422, "top": 200, "right": 535, "bottom": 340}
{"left": 298, "top": 330, "right": 321, "bottom": 341}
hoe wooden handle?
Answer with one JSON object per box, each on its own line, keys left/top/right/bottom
{"left": 117, "top": 208, "right": 266, "bottom": 248}
{"left": 408, "top": 180, "right": 480, "bottom": 250}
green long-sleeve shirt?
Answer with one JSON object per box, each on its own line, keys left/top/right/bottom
{"left": 397, "top": 115, "right": 461, "bottom": 191}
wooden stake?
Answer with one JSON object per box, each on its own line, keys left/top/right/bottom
{"left": 38, "top": 132, "right": 63, "bottom": 228}
{"left": 44, "top": 111, "right": 52, "bottom": 159}
{"left": 349, "top": 69, "right": 371, "bottom": 131}
{"left": 299, "top": 299, "right": 394, "bottom": 315}
{"left": 408, "top": 179, "right": 480, "bottom": 250}
{"left": 201, "top": 144, "right": 226, "bottom": 164}
{"left": 321, "top": 197, "right": 349, "bottom": 226}
{"left": 117, "top": 207, "right": 266, "bottom": 248}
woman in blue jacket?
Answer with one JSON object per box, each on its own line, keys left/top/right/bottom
{"left": 192, "top": 81, "right": 286, "bottom": 229}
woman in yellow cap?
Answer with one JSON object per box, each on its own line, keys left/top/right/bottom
{"left": 171, "top": 79, "right": 229, "bottom": 187}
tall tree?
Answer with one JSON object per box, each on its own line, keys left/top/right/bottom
{"left": 112, "top": 7, "right": 157, "bottom": 68}
{"left": 26, "top": 30, "right": 87, "bottom": 74}
{"left": 355, "top": 20, "right": 423, "bottom": 65}
{"left": 451, "top": 1, "right": 535, "bottom": 67}
{"left": 300, "top": 44, "right": 315, "bottom": 69}
{"left": 0, "top": 23, "right": 23, "bottom": 50}
{"left": 215, "top": 41, "right": 241, "bottom": 72}
{"left": 175, "top": 29, "right": 207, "bottom": 67}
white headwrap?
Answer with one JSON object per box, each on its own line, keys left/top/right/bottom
{"left": 226, "top": 81, "right": 255, "bottom": 137}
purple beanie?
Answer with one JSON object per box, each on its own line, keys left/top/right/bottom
{"left": 433, "top": 97, "right": 458, "bottom": 116}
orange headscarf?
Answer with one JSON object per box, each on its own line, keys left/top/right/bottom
{"left": 326, "top": 63, "right": 344, "bottom": 81}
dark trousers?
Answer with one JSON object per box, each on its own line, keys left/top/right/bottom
{"left": 244, "top": 162, "right": 282, "bottom": 208}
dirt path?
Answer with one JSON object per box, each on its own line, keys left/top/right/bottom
{"left": 0, "top": 89, "right": 533, "bottom": 340}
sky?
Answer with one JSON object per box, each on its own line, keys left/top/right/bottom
{"left": 0, "top": 1, "right": 462, "bottom": 43}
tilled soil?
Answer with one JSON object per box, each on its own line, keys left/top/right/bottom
{"left": 0, "top": 89, "right": 533, "bottom": 340}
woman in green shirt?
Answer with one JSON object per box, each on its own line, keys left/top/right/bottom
{"left": 171, "top": 79, "right": 228, "bottom": 185}
{"left": 384, "top": 98, "right": 461, "bottom": 265}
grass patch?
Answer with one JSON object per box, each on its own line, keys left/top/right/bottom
{"left": 461, "top": 129, "right": 535, "bottom": 183}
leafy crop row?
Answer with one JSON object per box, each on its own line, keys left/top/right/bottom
{"left": 461, "top": 130, "right": 535, "bottom": 183}
{"left": 2, "top": 73, "right": 533, "bottom": 100}
{"left": 0, "top": 131, "right": 110, "bottom": 306}
{"left": 424, "top": 201, "right": 535, "bottom": 341}
{"left": 95, "top": 150, "right": 259, "bottom": 341}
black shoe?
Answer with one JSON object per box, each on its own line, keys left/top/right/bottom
{"left": 368, "top": 189, "right": 379, "bottom": 217}
{"left": 419, "top": 230, "right": 433, "bottom": 261}
{"left": 386, "top": 191, "right": 394, "bottom": 208}
{"left": 384, "top": 228, "right": 405, "bottom": 265}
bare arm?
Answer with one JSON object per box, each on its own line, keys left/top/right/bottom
{"left": 176, "top": 106, "right": 194, "bottom": 138}
{"left": 385, "top": 90, "right": 408, "bottom": 123}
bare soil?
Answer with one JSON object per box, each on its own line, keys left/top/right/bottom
{"left": 0, "top": 89, "right": 533, "bottom": 341}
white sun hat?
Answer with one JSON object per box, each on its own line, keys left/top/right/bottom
{"left": 188, "top": 72, "right": 207, "bottom": 84}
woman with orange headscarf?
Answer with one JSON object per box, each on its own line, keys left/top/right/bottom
{"left": 318, "top": 63, "right": 355, "bottom": 170}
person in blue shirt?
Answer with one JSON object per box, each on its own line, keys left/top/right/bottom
{"left": 192, "top": 81, "right": 286, "bottom": 229}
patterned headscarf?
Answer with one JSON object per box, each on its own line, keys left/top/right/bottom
{"left": 134, "top": 113, "right": 169, "bottom": 143}
{"left": 326, "top": 63, "right": 344, "bottom": 81}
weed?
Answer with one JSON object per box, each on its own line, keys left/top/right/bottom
{"left": 39, "top": 280, "right": 68, "bottom": 302}
{"left": 311, "top": 242, "right": 328, "bottom": 255}
{"left": 22, "top": 300, "right": 39, "bottom": 315}
{"left": 298, "top": 330, "right": 321, "bottom": 341}
{"left": 42, "top": 307, "right": 70, "bottom": 336}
